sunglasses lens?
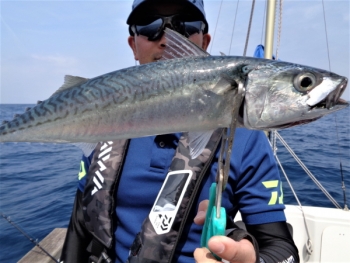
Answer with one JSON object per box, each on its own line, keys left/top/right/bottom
{"left": 184, "top": 21, "right": 203, "bottom": 36}
{"left": 134, "top": 16, "right": 203, "bottom": 40}
{"left": 135, "top": 18, "right": 163, "bottom": 38}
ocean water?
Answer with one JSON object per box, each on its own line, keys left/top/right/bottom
{"left": 0, "top": 104, "right": 349, "bottom": 262}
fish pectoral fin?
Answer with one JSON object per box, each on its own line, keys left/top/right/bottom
{"left": 187, "top": 130, "right": 214, "bottom": 159}
{"left": 161, "top": 28, "right": 210, "bottom": 60}
{"left": 213, "top": 63, "right": 252, "bottom": 95}
{"left": 51, "top": 75, "right": 90, "bottom": 97}
{"left": 212, "top": 75, "right": 239, "bottom": 95}
{"left": 73, "top": 142, "right": 98, "bottom": 157}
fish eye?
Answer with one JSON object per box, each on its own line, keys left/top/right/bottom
{"left": 293, "top": 72, "right": 317, "bottom": 93}
{"left": 242, "top": 66, "right": 250, "bottom": 74}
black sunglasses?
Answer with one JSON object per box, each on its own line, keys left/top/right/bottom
{"left": 130, "top": 14, "right": 205, "bottom": 41}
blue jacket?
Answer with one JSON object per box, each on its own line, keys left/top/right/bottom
{"left": 78, "top": 128, "right": 285, "bottom": 263}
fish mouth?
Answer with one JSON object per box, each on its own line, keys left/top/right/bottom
{"left": 311, "top": 78, "right": 348, "bottom": 110}
{"left": 271, "top": 78, "right": 349, "bottom": 130}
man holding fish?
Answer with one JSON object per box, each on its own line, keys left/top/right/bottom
{"left": 1, "top": 0, "right": 347, "bottom": 261}
{"left": 58, "top": 0, "right": 302, "bottom": 262}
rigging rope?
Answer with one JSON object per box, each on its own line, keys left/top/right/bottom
{"left": 334, "top": 113, "right": 349, "bottom": 210}
{"left": 243, "top": 0, "right": 256, "bottom": 56}
{"left": 260, "top": 0, "right": 267, "bottom": 45}
{"left": 321, "top": 0, "right": 348, "bottom": 210}
{"left": 228, "top": 0, "right": 240, "bottom": 55}
{"left": 274, "top": 154, "right": 313, "bottom": 255}
{"left": 209, "top": 0, "right": 223, "bottom": 54}
{"left": 321, "top": 0, "right": 332, "bottom": 71}
{"left": 275, "top": 132, "right": 342, "bottom": 209}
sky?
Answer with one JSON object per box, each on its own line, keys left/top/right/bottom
{"left": 1, "top": 0, "right": 349, "bottom": 103}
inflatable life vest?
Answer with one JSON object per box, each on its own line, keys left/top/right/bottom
{"left": 82, "top": 129, "right": 223, "bottom": 263}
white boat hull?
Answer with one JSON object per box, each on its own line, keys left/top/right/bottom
{"left": 234, "top": 205, "right": 350, "bottom": 263}
{"left": 284, "top": 205, "right": 350, "bottom": 263}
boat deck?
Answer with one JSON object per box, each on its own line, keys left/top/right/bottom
{"left": 18, "top": 228, "right": 66, "bottom": 263}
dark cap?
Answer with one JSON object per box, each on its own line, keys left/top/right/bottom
{"left": 126, "top": 0, "right": 208, "bottom": 34}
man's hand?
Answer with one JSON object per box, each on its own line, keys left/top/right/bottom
{"left": 194, "top": 200, "right": 256, "bottom": 263}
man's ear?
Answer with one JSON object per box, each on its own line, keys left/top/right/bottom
{"left": 202, "top": 33, "right": 211, "bottom": 51}
{"left": 128, "top": 36, "right": 138, "bottom": 61}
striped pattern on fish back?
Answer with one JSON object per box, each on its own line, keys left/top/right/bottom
{"left": 0, "top": 56, "right": 238, "bottom": 142}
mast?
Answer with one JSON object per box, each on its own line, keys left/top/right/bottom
{"left": 264, "top": 0, "right": 276, "bottom": 139}
{"left": 264, "top": 0, "right": 276, "bottom": 59}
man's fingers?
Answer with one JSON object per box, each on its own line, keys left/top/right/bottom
{"left": 208, "top": 236, "right": 256, "bottom": 263}
{"left": 194, "top": 200, "right": 209, "bottom": 225}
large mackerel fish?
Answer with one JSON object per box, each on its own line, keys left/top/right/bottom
{"left": 0, "top": 29, "right": 348, "bottom": 157}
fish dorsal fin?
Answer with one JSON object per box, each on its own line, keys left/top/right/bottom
{"left": 187, "top": 130, "right": 214, "bottom": 159}
{"left": 51, "top": 75, "right": 89, "bottom": 97}
{"left": 160, "top": 28, "right": 210, "bottom": 60}
{"left": 62, "top": 75, "right": 89, "bottom": 89}
{"left": 220, "top": 52, "right": 226, "bottom": 56}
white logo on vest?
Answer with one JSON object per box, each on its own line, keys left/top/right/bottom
{"left": 149, "top": 170, "right": 192, "bottom": 234}
{"left": 91, "top": 141, "right": 113, "bottom": 195}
